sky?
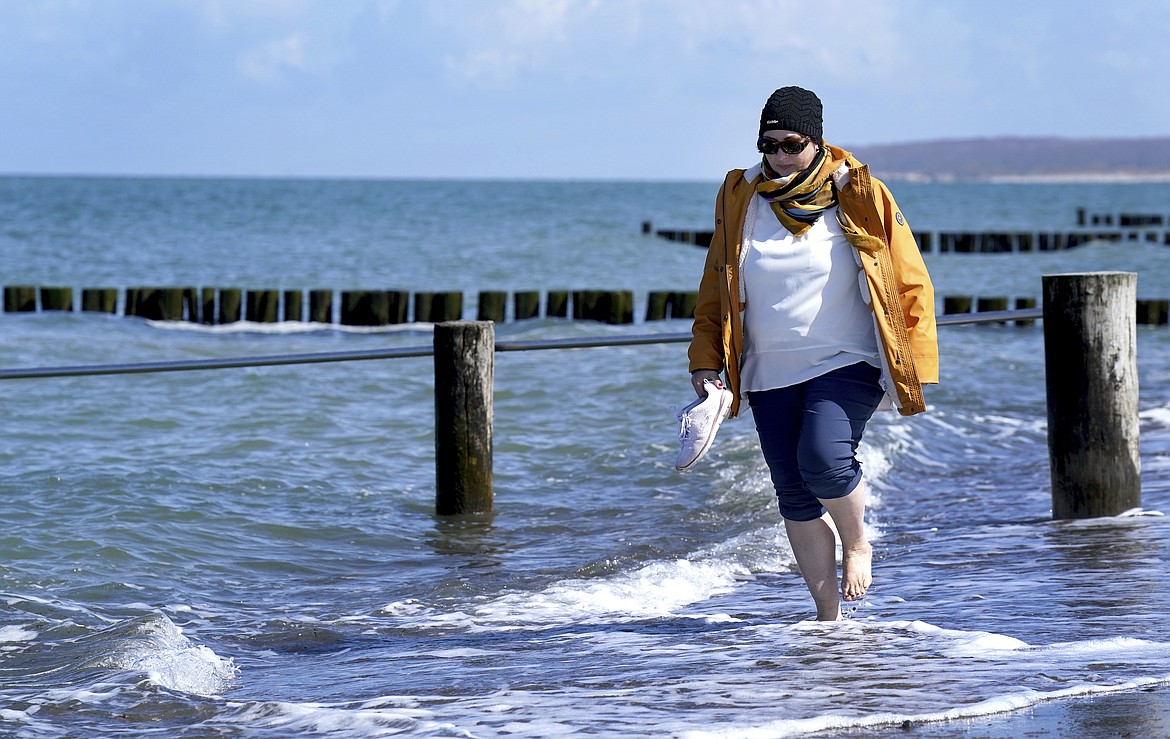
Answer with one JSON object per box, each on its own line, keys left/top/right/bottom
{"left": 2, "top": 0, "right": 1169, "bottom": 181}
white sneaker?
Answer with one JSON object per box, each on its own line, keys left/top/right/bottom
{"left": 675, "top": 380, "right": 733, "bottom": 471}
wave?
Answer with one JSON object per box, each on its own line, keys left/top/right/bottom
{"left": 2, "top": 610, "right": 237, "bottom": 698}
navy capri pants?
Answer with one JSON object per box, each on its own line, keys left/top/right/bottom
{"left": 747, "top": 361, "right": 885, "bottom": 522}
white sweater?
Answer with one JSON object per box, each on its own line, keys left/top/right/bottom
{"left": 739, "top": 197, "right": 880, "bottom": 393}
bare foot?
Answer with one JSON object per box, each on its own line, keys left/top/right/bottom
{"left": 841, "top": 542, "right": 872, "bottom": 602}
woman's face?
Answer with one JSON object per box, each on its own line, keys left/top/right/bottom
{"left": 761, "top": 128, "right": 820, "bottom": 177}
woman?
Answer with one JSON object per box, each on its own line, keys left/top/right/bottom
{"left": 688, "top": 86, "right": 938, "bottom": 621}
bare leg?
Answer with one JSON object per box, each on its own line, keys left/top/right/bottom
{"left": 819, "top": 480, "right": 872, "bottom": 602}
{"left": 783, "top": 516, "right": 842, "bottom": 621}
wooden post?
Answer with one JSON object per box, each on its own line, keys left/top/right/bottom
{"left": 604, "top": 290, "right": 634, "bottom": 324}
{"left": 1043, "top": 272, "right": 1140, "bottom": 519}
{"left": 646, "top": 290, "right": 670, "bottom": 321}
{"left": 283, "top": 289, "right": 303, "bottom": 322}
{"left": 546, "top": 290, "right": 569, "bottom": 318}
{"left": 246, "top": 289, "right": 279, "bottom": 323}
{"left": 201, "top": 287, "right": 216, "bottom": 324}
{"left": 82, "top": 288, "right": 118, "bottom": 314}
{"left": 39, "top": 286, "right": 73, "bottom": 311}
{"left": 309, "top": 289, "right": 333, "bottom": 324}
{"left": 434, "top": 321, "right": 494, "bottom": 515}
{"left": 182, "top": 287, "right": 199, "bottom": 322}
{"left": 669, "top": 291, "right": 697, "bottom": 320}
{"left": 977, "top": 296, "right": 1009, "bottom": 325}
{"left": 342, "top": 290, "right": 390, "bottom": 326}
{"left": 572, "top": 290, "right": 598, "bottom": 321}
{"left": 431, "top": 291, "right": 463, "bottom": 322}
{"left": 4, "top": 286, "right": 37, "bottom": 312}
{"left": 219, "top": 288, "right": 242, "bottom": 324}
{"left": 1137, "top": 299, "right": 1169, "bottom": 326}
{"left": 477, "top": 291, "right": 507, "bottom": 323}
{"left": 513, "top": 291, "right": 540, "bottom": 320}
{"left": 943, "top": 296, "right": 973, "bottom": 314}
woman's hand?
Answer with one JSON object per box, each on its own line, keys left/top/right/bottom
{"left": 690, "top": 369, "right": 724, "bottom": 397}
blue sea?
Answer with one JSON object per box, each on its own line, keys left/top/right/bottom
{"left": 2, "top": 175, "right": 1170, "bottom": 737}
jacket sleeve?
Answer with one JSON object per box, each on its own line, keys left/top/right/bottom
{"left": 688, "top": 178, "right": 730, "bottom": 375}
{"left": 877, "top": 180, "right": 939, "bottom": 385}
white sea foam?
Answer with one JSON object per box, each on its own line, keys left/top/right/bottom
{"left": 890, "top": 619, "right": 1031, "bottom": 654}
{"left": 221, "top": 697, "right": 440, "bottom": 737}
{"left": 100, "top": 615, "right": 238, "bottom": 696}
{"left": 0, "top": 625, "right": 38, "bottom": 643}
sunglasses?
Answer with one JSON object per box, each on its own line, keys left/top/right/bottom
{"left": 757, "top": 135, "right": 813, "bottom": 156}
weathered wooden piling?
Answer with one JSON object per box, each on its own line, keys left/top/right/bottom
{"left": 246, "top": 289, "right": 279, "bottom": 323}
{"left": 341, "top": 290, "right": 391, "bottom": 326}
{"left": 513, "top": 291, "right": 540, "bottom": 321}
{"left": 39, "top": 286, "right": 73, "bottom": 311}
{"left": 82, "top": 288, "right": 118, "bottom": 314}
{"left": 126, "top": 287, "right": 185, "bottom": 321}
{"left": 669, "top": 291, "right": 698, "bottom": 320}
{"left": 201, "top": 287, "right": 216, "bottom": 325}
{"left": 1043, "top": 272, "right": 1140, "bottom": 519}
{"left": 414, "top": 291, "right": 461, "bottom": 324}
{"left": 477, "top": 291, "right": 507, "bottom": 323}
{"left": 182, "top": 288, "right": 199, "bottom": 323}
{"left": 4, "top": 286, "right": 37, "bottom": 312}
{"left": 546, "top": 290, "right": 569, "bottom": 318}
{"left": 219, "top": 288, "right": 243, "bottom": 324}
{"left": 283, "top": 290, "right": 303, "bottom": 322}
{"left": 572, "top": 290, "right": 598, "bottom": 322}
{"left": 434, "top": 321, "right": 494, "bottom": 515}
{"left": 646, "top": 290, "right": 670, "bottom": 321}
{"left": 944, "top": 296, "right": 973, "bottom": 314}
{"left": 977, "top": 296, "right": 1009, "bottom": 325}
{"left": 602, "top": 290, "right": 635, "bottom": 324}
{"left": 1137, "top": 299, "right": 1169, "bottom": 326}
{"left": 309, "top": 289, "right": 333, "bottom": 324}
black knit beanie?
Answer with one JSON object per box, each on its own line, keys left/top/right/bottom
{"left": 759, "top": 86, "right": 823, "bottom": 140}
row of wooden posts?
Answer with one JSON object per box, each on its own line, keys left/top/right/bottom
{"left": 646, "top": 208, "right": 1170, "bottom": 253}
{"left": 7, "top": 284, "right": 1170, "bottom": 328}
{"left": 435, "top": 273, "right": 1142, "bottom": 521}
{"left": 649, "top": 224, "right": 1170, "bottom": 253}
{"left": 942, "top": 295, "right": 1170, "bottom": 326}
{"left": 0, "top": 285, "right": 702, "bottom": 325}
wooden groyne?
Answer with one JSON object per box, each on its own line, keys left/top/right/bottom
{"left": 0, "top": 285, "right": 697, "bottom": 325}
{"left": 645, "top": 208, "right": 1170, "bottom": 253}
{"left": 943, "top": 294, "right": 1168, "bottom": 326}
{"left": 6, "top": 285, "right": 1170, "bottom": 327}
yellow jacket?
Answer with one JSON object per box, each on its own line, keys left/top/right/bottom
{"left": 688, "top": 146, "right": 939, "bottom": 418}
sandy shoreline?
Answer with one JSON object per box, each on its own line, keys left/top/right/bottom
{"left": 834, "top": 684, "right": 1170, "bottom": 737}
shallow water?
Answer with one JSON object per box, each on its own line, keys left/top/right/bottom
{"left": 2, "top": 177, "right": 1170, "bottom": 737}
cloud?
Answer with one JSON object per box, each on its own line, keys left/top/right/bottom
{"left": 437, "top": 0, "right": 580, "bottom": 88}
{"left": 237, "top": 31, "right": 310, "bottom": 82}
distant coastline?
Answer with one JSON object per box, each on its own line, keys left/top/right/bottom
{"left": 847, "top": 136, "right": 1170, "bottom": 183}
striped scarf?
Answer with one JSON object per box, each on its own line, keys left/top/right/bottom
{"left": 755, "top": 144, "right": 846, "bottom": 236}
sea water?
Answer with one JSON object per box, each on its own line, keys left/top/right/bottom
{"left": 1, "top": 176, "right": 1169, "bottom": 737}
